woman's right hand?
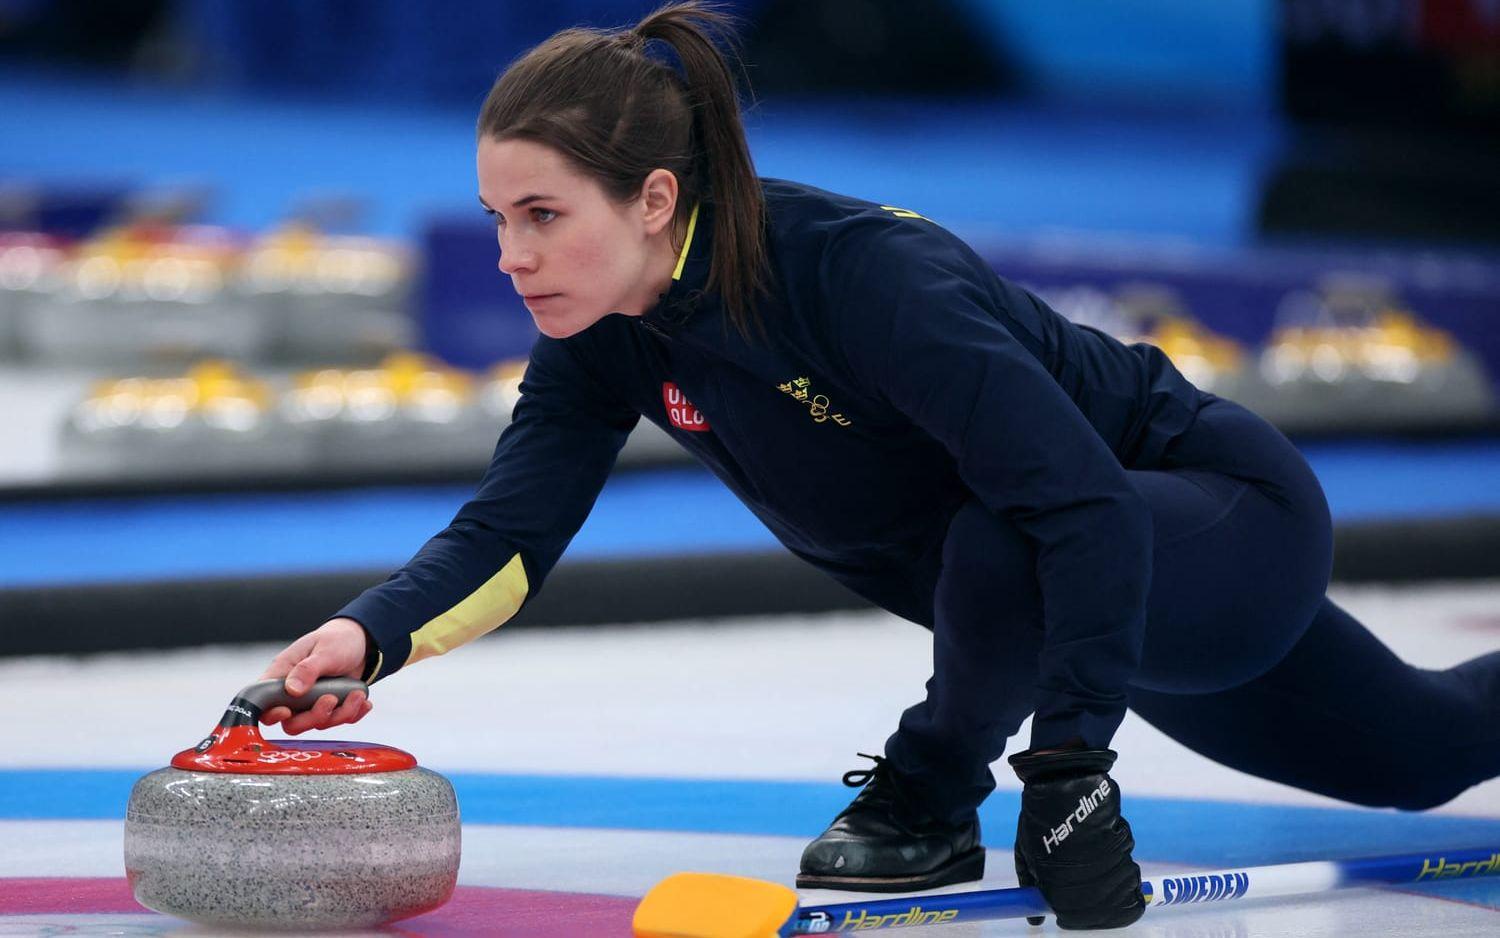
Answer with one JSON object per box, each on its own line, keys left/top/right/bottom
{"left": 256, "top": 617, "right": 375, "bottom": 734}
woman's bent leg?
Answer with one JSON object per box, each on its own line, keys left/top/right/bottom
{"left": 882, "top": 439, "right": 1333, "bottom": 825}
{"left": 883, "top": 497, "right": 1046, "bottom": 825}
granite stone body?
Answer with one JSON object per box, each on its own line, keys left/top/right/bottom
{"left": 124, "top": 765, "right": 460, "bottom": 930}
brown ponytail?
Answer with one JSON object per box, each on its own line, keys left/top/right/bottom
{"left": 477, "top": 2, "right": 769, "bottom": 341}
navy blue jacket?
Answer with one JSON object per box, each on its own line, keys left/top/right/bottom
{"left": 339, "top": 179, "right": 1208, "bottom": 749}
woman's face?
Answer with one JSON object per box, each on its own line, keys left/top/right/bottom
{"left": 477, "top": 137, "right": 673, "bottom": 339}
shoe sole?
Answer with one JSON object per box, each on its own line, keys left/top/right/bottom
{"left": 795, "top": 846, "right": 985, "bottom": 893}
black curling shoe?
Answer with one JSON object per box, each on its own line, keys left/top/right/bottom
{"left": 797, "top": 753, "right": 984, "bottom": 892}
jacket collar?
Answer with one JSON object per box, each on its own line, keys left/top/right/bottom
{"left": 642, "top": 201, "right": 710, "bottom": 331}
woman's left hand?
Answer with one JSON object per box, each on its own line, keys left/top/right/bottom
{"left": 1009, "top": 747, "right": 1145, "bottom": 930}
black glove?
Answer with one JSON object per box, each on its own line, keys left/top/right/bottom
{"left": 1009, "top": 747, "right": 1144, "bottom": 930}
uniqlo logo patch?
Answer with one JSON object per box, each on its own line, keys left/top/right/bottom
{"left": 663, "top": 382, "right": 710, "bottom": 432}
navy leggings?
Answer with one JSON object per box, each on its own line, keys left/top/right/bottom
{"left": 838, "top": 396, "right": 1500, "bottom": 824}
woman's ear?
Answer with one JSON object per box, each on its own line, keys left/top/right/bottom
{"left": 640, "top": 169, "right": 679, "bottom": 236}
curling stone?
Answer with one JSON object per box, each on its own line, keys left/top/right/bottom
{"left": 124, "top": 678, "right": 460, "bottom": 931}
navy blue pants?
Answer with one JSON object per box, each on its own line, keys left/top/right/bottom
{"left": 842, "top": 396, "right": 1500, "bottom": 824}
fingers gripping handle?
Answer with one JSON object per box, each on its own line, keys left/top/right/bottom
{"left": 219, "top": 677, "right": 369, "bottom": 727}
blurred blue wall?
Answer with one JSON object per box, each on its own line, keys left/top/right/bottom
{"left": 175, "top": 0, "right": 762, "bottom": 102}
{"left": 961, "top": 0, "right": 1273, "bottom": 111}
{"left": 0, "top": 2, "right": 1281, "bottom": 244}
{"left": 169, "top": 0, "right": 1272, "bottom": 110}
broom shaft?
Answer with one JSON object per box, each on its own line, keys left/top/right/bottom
{"left": 789, "top": 846, "right": 1500, "bottom": 933}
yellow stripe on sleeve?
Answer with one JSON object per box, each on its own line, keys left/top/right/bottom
{"left": 405, "top": 552, "right": 530, "bottom": 667}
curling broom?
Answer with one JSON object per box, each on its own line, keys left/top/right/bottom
{"left": 633, "top": 845, "right": 1500, "bottom": 936}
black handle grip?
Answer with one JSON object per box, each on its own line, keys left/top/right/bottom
{"left": 220, "top": 677, "right": 369, "bottom": 726}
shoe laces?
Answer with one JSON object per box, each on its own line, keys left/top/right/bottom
{"left": 842, "top": 752, "right": 889, "bottom": 789}
{"left": 840, "top": 752, "right": 930, "bottom": 825}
